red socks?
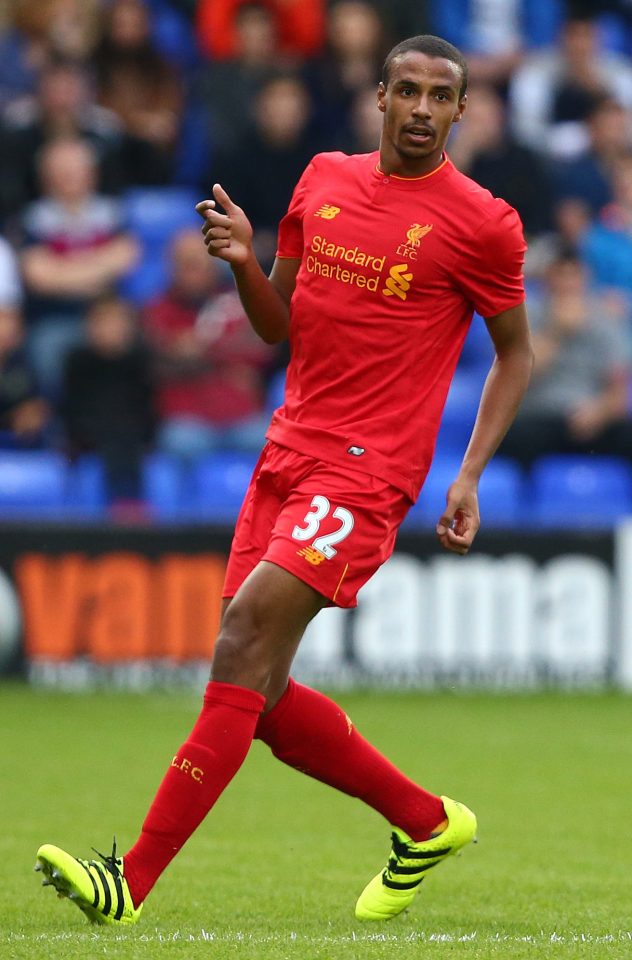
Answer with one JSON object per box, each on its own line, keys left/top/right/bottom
{"left": 123, "top": 681, "right": 265, "bottom": 906}
{"left": 255, "top": 679, "right": 445, "bottom": 842}
{"left": 123, "top": 678, "right": 443, "bottom": 907}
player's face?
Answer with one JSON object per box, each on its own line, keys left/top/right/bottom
{"left": 377, "top": 52, "right": 466, "bottom": 175}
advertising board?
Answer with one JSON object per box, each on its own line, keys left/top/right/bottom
{"left": 0, "top": 522, "right": 629, "bottom": 689}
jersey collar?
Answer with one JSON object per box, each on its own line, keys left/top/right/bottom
{"left": 372, "top": 152, "right": 452, "bottom": 189}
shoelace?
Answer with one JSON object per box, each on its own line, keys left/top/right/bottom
{"left": 90, "top": 837, "right": 122, "bottom": 877}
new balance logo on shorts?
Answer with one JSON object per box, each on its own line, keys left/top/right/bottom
{"left": 297, "top": 545, "right": 327, "bottom": 566}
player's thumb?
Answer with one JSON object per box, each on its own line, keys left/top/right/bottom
{"left": 212, "top": 182, "right": 237, "bottom": 213}
{"left": 436, "top": 498, "right": 456, "bottom": 535}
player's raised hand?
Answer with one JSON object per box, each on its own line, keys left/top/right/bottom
{"left": 196, "top": 183, "right": 253, "bottom": 266}
{"left": 435, "top": 478, "right": 480, "bottom": 555}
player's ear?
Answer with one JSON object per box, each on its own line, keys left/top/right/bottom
{"left": 377, "top": 82, "right": 386, "bottom": 113}
{"left": 452, "top": 93, "right": 467, "bottom": 124}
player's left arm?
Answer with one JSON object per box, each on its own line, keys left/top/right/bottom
{"left": 436, "top": 301, "right": 534, "bottom": 554}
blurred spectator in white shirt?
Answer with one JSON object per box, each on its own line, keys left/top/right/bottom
{"left": 509, "top": 14, "right": 632, "bottom": 158}
{"left": 20, "top": 137, "right": 138, "bottom": 398}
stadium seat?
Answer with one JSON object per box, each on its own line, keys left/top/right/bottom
{"left": 147, "top": 0, "right": 200, "bottom": 68}
{"left": 266, "top": 369, "right": 286, "bottom": 414}
{"left": 119, "top": 187, "right": 201, "bottom": 303}
{"left": 478, "top": 457, "right": 526, "bottom": 526}
{"left": 122, "top": 187, "right": 200, "bottom": 248}
{"left": 530, "top": 454, "right": 632, "bottom": 527}
{"left": 0, "top": 451, "right": 68, "bottom": 517}
{"left": 0, "top": 430, "right": 20, "bottom": 450}
{"left": 434, "top": 368, "right": 486, "bottom": 456}
{"left": 173, "top": 101, "right": 213, "bottom": 188}
{"left": 190, "top": 451, "right": 258, "bottom": 522}
{"left": 459, "top": 315, "right": 494, "bottom": 370}
{"left": 404, "top": 454, "right": 525, "bottom": 529}
{"left": 66, "top": 456, "right": 108, "bottom": 519}
{"left": 143, "top": 453, "right": 188, "bottom": 521}
{"left": 118, "top": 256, "right": 169, "bottom": 305}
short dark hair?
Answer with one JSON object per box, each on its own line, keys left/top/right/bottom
{"left": 382, "top": 35, "right": 468, "bottom": 99}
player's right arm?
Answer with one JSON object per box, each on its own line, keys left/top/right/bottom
{"left": 196, "top": 184, "right": 298, "bottom": 344}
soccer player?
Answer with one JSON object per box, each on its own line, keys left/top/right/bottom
{"left": 35, "top": 35, "right": 533, "bottom": 925}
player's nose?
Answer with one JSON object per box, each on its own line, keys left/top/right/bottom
{"left": 411, "top": 95, "right": 432, "bottom": 119}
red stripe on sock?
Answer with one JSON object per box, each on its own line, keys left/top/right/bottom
{"left": 124, "top": 681, "right": 265, "bottom": 906}
{"left": 255, "top": 679, "right": 444, "bottom": 841}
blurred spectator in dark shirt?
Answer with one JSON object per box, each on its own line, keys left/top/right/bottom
{"left": 62, "top": 292, "right": 154, "bottom": 508}
{"left": 194, "top": 2, "right": 283, "bottom": 157}
{"left": 93, "top": 0, "right": 184, "bottom": 185}
{"left": 214, "top": 74, "right": 315, "bottom": 270}
{"left": 555, "top": 198, "right": 593, "bottom": 252}
{"left": 335, "top": 85, "right": 384, "bottom": 155}
{"left": 195, "top": 0, "right": 324, "bottom": 60}
{"left": 20, "top": 137, "right": 139, "bottom": 399}
{"left": 500, "top": 251, "right": 632, "bottom": 468}
{"left": 569, "top": 0, "right": 632, "bottom": 53}
{"left": 305, "top": 0, "right": 387, "bottom": 147}
{"left": 552, "top": 96, "right": 632, "bottom": 217}
{"left": 449, "top": 82, "right": 553, "bottom": 237}
{"left": 510, "top": 14, "right": 632, "bottom": 158}
{"left": 0, "top": 304, "right": 48, "bottom": 449}
{"left": 526, "top": 195, "right": 594, "bottom": 279}
{"left": 143, "top": 227, "right": 275, "bottom": 461}
{"left": 1, "top": 56, "right": 125, "bottom": 219}
{"left": 372, "top": 0, "right": 429, "bottom": 43}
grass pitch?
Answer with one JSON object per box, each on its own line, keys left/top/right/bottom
{"left": 1, "top": 684, "right": 631, "bottom": 959}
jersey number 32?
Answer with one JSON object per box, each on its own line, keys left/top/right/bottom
{"left": 292, "top": 495, "right": 354, "bottom": 559}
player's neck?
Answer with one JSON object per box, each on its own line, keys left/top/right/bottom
{"left": 377, "top": 145, "right": 446, "bottom": 179}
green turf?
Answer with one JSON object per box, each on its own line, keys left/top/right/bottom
{"left": 1, "top": 683, "right": 631, "bottom": 959}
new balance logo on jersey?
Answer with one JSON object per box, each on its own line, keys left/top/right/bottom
{"left": 314, "top": 204, "right": 341, "bottom": 219}
{"left": 383, "top": 264, "right": 413, "bottom": 301}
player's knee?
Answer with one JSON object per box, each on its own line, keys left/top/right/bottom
{"left": 211, "top": 600, "right": 273, "bottom": 692}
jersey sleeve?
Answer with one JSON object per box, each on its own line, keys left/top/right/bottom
{"left": 276, "top": 158, "right": 316, "bottom": 259}
{"left": 454, "top": 203, "right": 526, "bottom": 318}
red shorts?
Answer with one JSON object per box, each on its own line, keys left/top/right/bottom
{"left": 223, "top": 441, "right": 411, "bottom": 608}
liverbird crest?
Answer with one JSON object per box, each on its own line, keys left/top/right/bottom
{"left": 405, "top": 223, "right": 433, "bottom": 247}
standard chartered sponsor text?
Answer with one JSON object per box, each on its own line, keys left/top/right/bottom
{"left": 307, "top": 234, "right": 385, "bottom": 291}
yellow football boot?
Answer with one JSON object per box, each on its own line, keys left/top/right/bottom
{"left": 355, "top": 796, "right": 477, "bottom": 921}
{"left": 35, "top": 839, "right": 142, "bottom": 925}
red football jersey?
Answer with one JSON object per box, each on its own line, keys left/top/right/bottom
{"left": 267, "top": 151, "right": 526, "bottom": 501}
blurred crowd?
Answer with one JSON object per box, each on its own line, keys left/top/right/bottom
{"left": 1, "top": 0, "right": 632, "bottom": 513}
